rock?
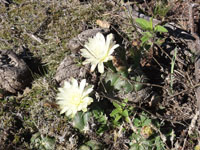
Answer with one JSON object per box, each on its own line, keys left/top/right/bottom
{"left": 67, "top": 28, "right": 109, "bottom": 53}
{"left": 117, "top": 87, "right": 151, "bottom": 103}
{"left": 56, "top": 28, "right": 109, "bottom": 86}
{"left": 54, "top": 55, "right": 89, "bottom": 86}
{"left": 0, "top": 50, "right": 31, "bottom": 93}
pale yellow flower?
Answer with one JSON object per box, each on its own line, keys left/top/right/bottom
{"left": 80, "top": 32, "right": 119, "bottom": 73}
{"left": 56, "top": 78, "right": 93, "bottom": 118}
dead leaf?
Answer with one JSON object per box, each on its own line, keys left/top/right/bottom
{"left": 112, "top": 56, "right": 126, "bottom": 72}
{"left": 0, "top": 93, "right": 3, "bottom": 99}
{"left": 96, "top": 19, "right": 110, "bottom": 29}
{"left": 44, "top": 101, "right": 59, "bottom": 109}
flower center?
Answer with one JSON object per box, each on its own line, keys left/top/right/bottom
{"left": 70, "top": 93, "right": 82, "bottom": 106}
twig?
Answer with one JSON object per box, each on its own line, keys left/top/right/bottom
{"left": 189, "top": 3, "right": 199, "bottom": 38}
{"left": 170, "top": 47, "right": 177, "bottom": 91}
{"left": 181, "top": 135, "right": 188, "bottom": 150}
{"left": 188, "top": 110, "right": 199, "bottom": 135}
{"left": 126, "top": 116, "right": 137, "bottom": 133}
{"left": 156, "top": 44, "right": 172, "bottom": 61}
{"left": 25, "top": 32, "right": 43, "bottom": 44}
{"left": 151, "top": 124, "right": 169, "bottom": 150}
{"left": 182, "top": 110, "right": 199, "bottom": 150}
{"left": 167, "top": 83, "right": 200, "bottom": 99}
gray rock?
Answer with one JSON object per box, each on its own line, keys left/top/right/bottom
{"left": 54, "top": 55, "right": 89, "bottom": 86}
{"left": 117, "top": 87, "right": 151, "bottom": 103}
{"left": 0, "top": 50, "right": 31, "bottom": 93}
{"left": 68, "top": 28, "right": 109, "bottom": 53}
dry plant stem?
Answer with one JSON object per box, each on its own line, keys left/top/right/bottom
{"left": 26, "top": 33, "right": 43, "bottom": 44}
{"left": 151, "top": 124, "right": 169, "bottom": 150}
{"left": 156, "top": 44, "right": 172, "bottom": 61}
{"left": 167, "top": 83, "right": 200, "bottom": 99}
{"left": 113, "top": 125, "right": 123, "bottom": 147}
{"left": 189, "top": 3, "right": 200, "bottom": 115}
{"left": 110, "top": 24, "right": 132, "bottom": 46}
{"left": 127, "top": 116, "right": 137, "bottom": 133}
{"left": 157, "top": 40, "right": 187, "bottom": 70}
{"left": 124, "top": 4, "right": 140, "bottom": 36}
{"left": 188, "top": 111, "right": 199, "bottom": 135}
{"left": 144, "top": 0, "right": 151, "bottom": 13}
{"left": 185, "top": 72, "right": 194, "bottom": 86}
{"left": 189, "top": 3, "right": 199, "bottom": 38}
{"left": 122, "top": 4, "right": 160, "bottom": 26}
{"left": 152, "top": 56, "right": 164, "bottom": 70}
{"left": 138, "top": 106, "right": 186, "bottom": 127}
{"left": 182, "top": 111, "right": 199, "bottom": 150}
{"left": 181, "top": 135, "right": 188, "bottom": 150}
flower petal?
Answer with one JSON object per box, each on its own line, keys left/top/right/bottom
{"left": 82, "top": 108, "right": 87, "bottom": 112}
{"left": 60, "top": 107, "right": 69, "bottom": 114}
{"left": 80, "top": 79, "right": 86, "bottom": 92}
{"left": 71, "top": 78, "right": 78, "bottom": 89}
{"left": 83, "top": 85, "right": 93, "bottom": 97}
{"left": 66, "top": 109, "right": 73, "bottom": 116}
{"left": 63, "top": 81, "right": 71, "bottom": 89}
{"left": 71, "top": 109, "right": 77, "bottom": 117}
{"left": 83, "top": 97, "right": 93, "bottom": 104}
{"left": 90, "top": 63, "right": 97, "bottom": 72}
{"left": 98, "top": 62, "right": 104, "bottom": 73}
{"left": 56, "top": 78, "right": 94, "bottom": 118}
{"left": 96, "top": 32, "right": 105, "bottom": 45}
{"left": 80, "top": 48, "right": 93, "bottom": 58}
{"left": 105, "top": 33, "right": 114, "bottom": 50}
{"left": 80, "top": 32, "right": 119, "bottom": 73}
{"left": 108, "top": 44, "right": 119, "bottom": 55}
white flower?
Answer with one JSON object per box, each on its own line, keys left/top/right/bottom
{"left": 80, "top": 32, "right": 119, "bottom": 73}
{"left": 56, "top": 78, "right": 93, "bottom": 118}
